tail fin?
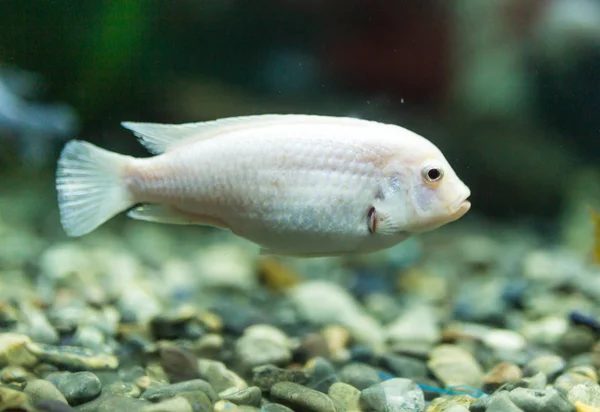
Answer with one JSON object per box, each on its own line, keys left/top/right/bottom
{"left": 56, "top": 140, "right": 135, "bottom": 236}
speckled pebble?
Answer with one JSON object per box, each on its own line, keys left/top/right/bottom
{"left": 427, "top": 345, "right": 484, "bottom": 389}
{"left": 328, "top": 382, "right": 361, "bottom": 411}
{"left": 360, "top": 378, "right": 425, "bottom": 412}
{"left": 141, "top": 379, "right": 218, "bottom": 404}
{"left": 34, "top": 399, "right": 76, "bottom": 412}
{"left": 483, "top": 362, "right": 522, "bottom": 392}
{"left": 568, "top": 382, "right": 600, "bottom": 408}
{"left": 485, "top": 391, "right": 524, "bottom": 412}
{"left": 142, "top": 396, "right": 193, "bottom": 412}
{"left": 158, "top": 344, "right": 200, "bottom": 383}
{"left": 252, "top": 364, "right": 309, "bottom": 392}
{"left": 339, "top": 363, "right": 382, "bottom": 391}
{"left": 57, "top": 371, "right": 102, "bottom": 405}
{"left": 270, "top": 381, "right": 341, "bottom": 412}
{"left": 198, "top": 359, "right": 247, "bottom": 393}
{"left": 235, "top": 324, "right": 292, "bottom": 373}
{"left": 509, "top": 387, "right": 574, "bottom": 412}
{"left": 523, "top": 354, "right": 567, "bottom": 382}
{"left": 24, "top": 379, "right": 68, "bottom": 405}
{"left": 220, "top": 386, "right": 262, "bottom": 407}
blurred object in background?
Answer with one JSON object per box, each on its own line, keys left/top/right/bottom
{"left": 0, "top": 64, "right": 79, "bottom": 168}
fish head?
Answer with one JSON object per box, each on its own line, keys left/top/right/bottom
{"left": 378, "top": 145, "right": 471, "bottom": 234}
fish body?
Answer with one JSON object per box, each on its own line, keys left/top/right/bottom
{"left": 57, "top": 115, "right": 471, "bottom": 256}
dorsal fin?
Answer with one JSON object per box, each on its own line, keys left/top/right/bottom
{"left": 122, "top": 114, "right": 381, "bottom": 154}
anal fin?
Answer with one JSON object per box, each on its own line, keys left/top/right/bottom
{"left": 127, "top": 204, "right": 229, "bottom": 229}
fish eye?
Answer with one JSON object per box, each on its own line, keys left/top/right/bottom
{"left": 422, "top": 165, "right": 444, "bottom": 183}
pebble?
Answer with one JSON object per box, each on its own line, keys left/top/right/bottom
{"left": 426, "top": 395, "right": 473, "bottom": 412}
{"left": 270, "top": 381, "right": 341, "bottom": 412}
{"left": 574, "top": 401, "right": 600, "bottom": 412}
{"left": 339, "top": 363, "right": 382, "bottom": 391}
{"left": 194, "top": 244, "right": 257, "bottom": 292}
{"left": 252, "top": 364, "right": 309, "bottom": 392}
{"left": 143, "top": 396, "right": 194, "bottom": 412}
{"left": 305, "top": 357, "right": 338, "bottom": 393}
{"left": 559, "top": 326, "right": 597, "bottom": 357}
{"left": 75, "top": 381, "right": 147, "bottom": 412}
{"left": 177, "top": 390, "right": 213, "bottom": 412}
{"left": 0, "top": 333, "right": 38, "bottom": 367}
{"left": 57, "top": 371, "right": 102, "bottom": 405}
{"left": 482, "top": 329, "right": 527, "bottom": 353}
{"left": 220, "top": 386, "right": 262, "bottom": 407}
{"left": 379, "top": 354, "right": 428, "bottom": 379}
{"left": 24, "top": 379, "right": 68, "bottom": 405}
{"left": 288, "top": 281, "right": 385, "bottom": 350}
{"left": 158, "top": 343, "right": 200, "bottom": 383}
{"left": 328, "top": 382, "right": 361, "bottom": 411}
{"left": 73, "top": 325, "right": 106, "bottom": 351}
{"left": 568, "top": 382, "right": 600, "bottom": 408}
{"left": 385, "top": 305, "right": 440, "bottom": 355}
{"left": 235, "top": 324, "right": 292, "bottom": 373}
{"left": 360, "top": 378, "right": 425, "bottom": 412}
{"left": 261, "top": 404, "right": 295, "bottom": 412}
{"left": 523, "top": 354, "right": 567, "bottom": 382}
{"left": 509, "top": 387, "right": 575, "bottom": 412}
{"left": 555, "top": 366, "right": 599, "bottom": 393}
{"left": 427, "top": 345, "right": 484, "bottom": 389}
{"left": 0, "top": 385, "right": 35, "bottom": 410}
{"left": 1, "top": 365, "right": 35, "bottom": 384}
{"left": 141, "top": 379, "right": 218, "bottom": 404}
{"left": 149, "top": 307, "right": 206, "bottom": 341}
{"left": 26, "top": 342, "right": 118, "bottom": 370}
{"left": 482, "top": 362, "right": 522, "bottom": 392}
{"left": 197, "top": 359, "right": 247, "bottom": 393}
{"left": 34, "top": 399, "right": 77, "bottom": 411}
{"left": 485, "top": 391, "right": 524, "bottom": 412}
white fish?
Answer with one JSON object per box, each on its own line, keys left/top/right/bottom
{"left": 56, "top": 114, "right": 471, "bottom": 257}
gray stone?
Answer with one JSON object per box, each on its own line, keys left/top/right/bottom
{"left": 235, "top": 325, "right": 292, "bottom": 373}
{"left": 141, "top": 379, "right": 217, "bottom": 404}
{"left": 220, "top": 386, "right": 262, "bottom": 407}
{"left": 486, "top": 391, "right": 524, "bottom": 412}
{"left": 379, "top": 354, "right": 427, "bottom": 379}
{"left": 251, "top": 364, "right": 309, "bottom": 392}
{"left": 25, "top": 379, "right": 68, "bottom": 405}
{"left": 523, "top": 354, "right": 566, "bottom": 382}
{"left": 385, "top": 305, "right": 440, "bottom": 355}
{"left": 73, "top": 381, "right": 148, "bottom": 412}
{"left": 509, "top": 387, "right": 575, "bottom": 412}
{"left": 360, "top": 378, "right": 425, "bottom": 412}
{"left": 288, "top": 281, "right": 384, "bottom": 350}
{"left": 260, "top": 404, "right": 295, "bottom": 412}
{"left": 427, "top": 345, "right": 484, "bottom": 389}
{"left": 73, "top": 326, "right": 105, "bottom": 351}
{"left": 270, "top": 381, "right": 341, "bottom": 412}
{"left": 34, "top": 399, "right": 76, "bottom": 411}
{"left": 339, "top": 363, "right": 381, "bottom": 390}
{"left": 178, "top": 391, "right": 213, "bottom": 412}
{"left": 482, "top": 362, "right": 522, "bottom": 392}
{"left": 198, "top": 359, "right": 246, "bottom": 393}
{"left": 26, "top": 342, "right": 118, "bottom": 371}
{"left": 566, "top": 381, "right": 600, "bottom": 407}
{"left": 57, "top": 371, "right": 102, "bottom": 405}
{"left": 328, "top": 382, "right": 360, "bottom": 411}
{"left": 305, "top": 357, "right": 338, "bottom": 393}
{"left": 142, "top": 396, "right": 193, "bottom": 412}
{"left": 518, "top": 372, "right": 547, "bottom": 390}
{"left": 158, "top": 344, "right": 200, "bottom": 383}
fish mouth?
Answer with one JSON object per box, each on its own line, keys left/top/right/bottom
{"left": 448, "top": 192, "right": 471, "bottom": 220}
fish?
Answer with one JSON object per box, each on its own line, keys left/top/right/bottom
{"left": 56, "top": 114, "right": 471, "bottom": 257}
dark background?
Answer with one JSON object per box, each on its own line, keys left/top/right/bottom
{"left": 1, "top": 0, "right": 599, "bottom": 225}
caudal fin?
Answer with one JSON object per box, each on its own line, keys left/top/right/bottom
{"left": 56, "top": 140, "right": 135, "bottom": 236}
